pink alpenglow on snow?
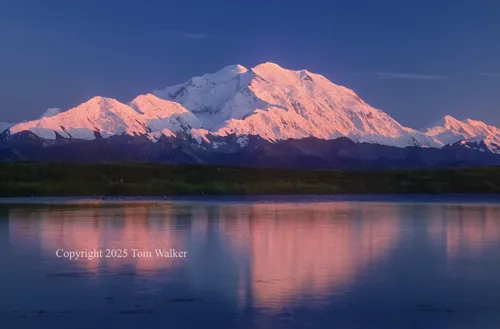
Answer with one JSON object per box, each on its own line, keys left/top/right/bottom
{"left": 10, "top": 94, "right": 202, "bottom": 141}
{"left": 5, "top": 62, "right": 500, "bottom": 152}
{"left": 422, "top": 115, "right": 500, "bottom": 153}
{"left": 154, "top": 62, "right": 441, "bottom": 148}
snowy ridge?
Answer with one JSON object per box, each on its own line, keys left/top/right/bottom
{"left": 129, "top": 94, "right": 203, "bottom": 141}
{"left": 10, "top": 94, "right": 202, "bottom": 141}
{"left": 11, "top": 96, "right": 147, "bottom": 139}
{"left": 422, "top": 115, "right": 500, "bottom": 153}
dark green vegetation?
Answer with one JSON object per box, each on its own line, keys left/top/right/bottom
{"left": 0, "top": 162, "right": 500, "bottom": 197}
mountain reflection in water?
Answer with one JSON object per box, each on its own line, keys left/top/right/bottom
{"left": 2, "top": 199, "right": 500, "bottom": 329}
{"left": 8, "top": 202, "right": 401, "bottom": 308}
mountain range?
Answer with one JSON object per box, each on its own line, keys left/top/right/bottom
{"left": 1, "top": 62, "right": 499, "bottom": 169}
{"left": 421, "top": 115, "right": 500, "bottom": 154}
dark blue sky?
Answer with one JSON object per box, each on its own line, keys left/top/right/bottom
{"left": 1, "top": 0, "right": 499, "bottom": 128}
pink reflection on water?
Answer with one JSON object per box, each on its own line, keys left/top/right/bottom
{"left": 8, "top": 203, "right": 188, "bottom": 275}
{"left": 217, "top": 202, "right": 401, "bottom": 309}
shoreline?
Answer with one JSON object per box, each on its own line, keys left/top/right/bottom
{"left": 1, "top": 162, "right": 500, "bottom": 197}
{"left": 1, "top": 194, "right": 500, "bottom": 206}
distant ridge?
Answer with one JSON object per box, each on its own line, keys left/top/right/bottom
{"left": 422, "top": 115, "right": 500, "bottom": 154}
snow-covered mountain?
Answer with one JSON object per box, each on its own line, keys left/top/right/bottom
{"left": 422, "top": 115, "right": 500, "bottom": 153}
{"left": 154, "top": 62, "right": 440, "bottom": 147}
{"left": 3, "top": 62, "right": 500, "bottom": 168}
{"left": 6, "top": 62, "right": 500, "bottom": 154}
{"left": 129, "top": 94, "right": 203, "bottom": 140}
{"left": 10, "top": 94, "right": 202, "bottom": 141}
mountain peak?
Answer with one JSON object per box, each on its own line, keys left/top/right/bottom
{"left": 77, "top": 97, "right": 138, "bottom": 115}
{"left": 129, "top": 93, "right": 161, "bottom": 104}
{"left": 201, "top": 64, "right": 248, "bottom": 83}
{"left": 253, "top": 62, "right": 283, "bottom": 69}
{"left": 431, "top": 115, "right": 492, "bottom": 131}
{"left": 251, "top": 62, "right": 291, "bottom": 76}
{"left": 86, "top": 96, "right": 118, "bottom": 104}
{"left": 443, "top": 114, "right": 458, "bottom": 121}
{"left": 421, "top": 115, "right": 462, "bottom": 131}
{"left": 129, "top": 93, "right": 193, "bottom": 116}
{"left": 423, "top": 115, "right": 500, "bottom": 152}
{"left": 229, "top": 64, "right": 247, "bottom": 72}
{"left": 252, "top": 63, "right": 315, "bottom": 77}
{"left": 129, "top": 93, "right": 164, "bottom": 113}
{"left": 441, "top": 115, "right": 463, "bottom": 128}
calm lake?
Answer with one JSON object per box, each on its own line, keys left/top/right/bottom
{"left": 1, "top": 195, "right": 500, "bottom": 329}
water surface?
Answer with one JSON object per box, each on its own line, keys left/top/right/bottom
{"left": 1, "top": 196, "right": 500, "bottom": 329}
